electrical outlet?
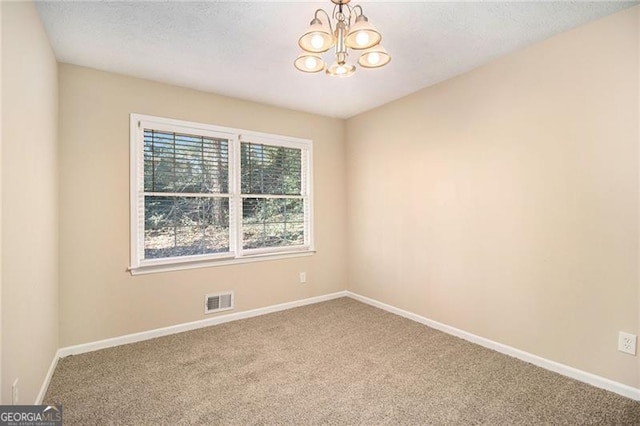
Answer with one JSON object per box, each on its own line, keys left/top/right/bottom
{"left": 299, "top": 272, "right": 307, "bottom": 283}
{"left": 12, "top": 379, "right": 18, "bottom": 405}
{"left": 618, "top": 332, "right": 637, "bottom": 355}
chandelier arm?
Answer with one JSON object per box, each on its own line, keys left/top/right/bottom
{"left": 345, "top": 4, "right": 357, "bottom": 25}
{"left": 314, "top": 8, "right": 334, "bottom": 34}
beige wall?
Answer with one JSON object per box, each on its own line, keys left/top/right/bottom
{"left": 58, "top": 64, "right": 347, "bottom": 347}
{"left": 346, "top": 6, "right": 640, "bottom": 387}
{"left": 1, "top": 1, "right": 59, "bottom": 404}
{"left": 637, "top": 3, "right": 640, "bottom": 391}
{"left": 636, "top": 4, "right": 640, "bottom": 387}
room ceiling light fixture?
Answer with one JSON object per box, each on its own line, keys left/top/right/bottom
{"left": 294, "top": 0, "right": 391, "bottom": 77}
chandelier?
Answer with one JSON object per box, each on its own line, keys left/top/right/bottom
{"left": 294, "top": 0, "right": 391, "bottom": 77}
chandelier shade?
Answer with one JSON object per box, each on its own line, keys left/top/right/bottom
{"left": 298, "top": 18, "right": 334, "bottom": 53}
{"left": 326, "top": 61, "right": 356, "bottom": 77}
{"left": 294, "top": 52, "right": 326, "bottom": 73}
{"left": 294, "top": 0, "right": 390, "bottom": 78}
{"left": 358, "top": 44, "right": 391, "bottom": 68}
{"left": 344, "top": 14, "right": 381, "bottom": 50}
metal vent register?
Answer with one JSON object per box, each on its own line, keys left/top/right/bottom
{"left": 205, "top": 292, "right": 234, "bottom": 314}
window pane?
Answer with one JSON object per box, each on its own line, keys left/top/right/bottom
{"left": 144, "top": 196, "right": 229, "bottom": 259}
{"left": 242, "top": 198, "right": 304, "bottom": 249}
{"left": 144, "top": 130, "right": 229, "bottom": 194}
{"left": 240, "top": 143, "right": 302, "bottom": 195}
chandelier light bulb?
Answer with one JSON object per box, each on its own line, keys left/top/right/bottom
{"left": 326, "top": 61, "right": 356, "bottom": 77}
{"left": 345, "top": 13, "right": 381, "bottom": 50}
{"left": 366, "top": 52, "right": 380, "bottom": 65}
{"left": 355, "top": 31, "right": 370, "bottom": 47}
{"left": 311, "top": 34, "right": 325, "bottom": 49}
{"left": 305, "top": 56, "right": 318, "bottom": 69}
{"left": 357, "top": 44, "right": 391, "bottom": 69}
{"left": 294, "top": 52, "right": 325, "bottom": 73}
{"left": 298, "top": 17, "right": 334, "bottom": 53}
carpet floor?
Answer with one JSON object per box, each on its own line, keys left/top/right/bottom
{"left": 45, "top": 297, "right": 640, "bottom": 425}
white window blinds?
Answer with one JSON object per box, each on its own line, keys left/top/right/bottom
{"left": 240, "top": 142, "right": 307, "bottom": 250}
{"left": 142, "top": 129, "right": 231, "bottom": 260}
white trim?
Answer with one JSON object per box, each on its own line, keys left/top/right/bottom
{"left": 241, "top": 244, "right": 311, "bottom": 257}
{"left": 232, "top": 132, "right": 243, "bottom": 258}
{"left": 129, "top": 114, "right": 139, "bottom": 270}
{"left": 137, "top": 251, "right": 236, "bottom": 268}
{"left": 143, "top": 192, "right": 231, "bottom": 198}
{"left": 35, "top": 350, "right": 60, "bottom": 404}
{"left": 304, "top": 143, "right": 314, "bottom": 249}
{"left": 57, "top": 291, "right": 347, "bottom": 358}
{"left": 129, "top": 249, "right": 315, "bottom": 275}
{"left": 346, "top": 291, "right": 640, "bottom": 401}
{"left": 241, "top": 194, "right": 304, "bottom": 199}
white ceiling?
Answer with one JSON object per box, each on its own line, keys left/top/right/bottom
{"left": 36, "top": 1, "right": 637, "bottom": 118}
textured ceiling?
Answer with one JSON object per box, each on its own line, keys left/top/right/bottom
{"left": 36, "top": 1, "right": 637, "bottom": 118}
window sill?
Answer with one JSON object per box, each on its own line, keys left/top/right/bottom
{"left": 129, "top": 250, "right": 316, "bottom": 276}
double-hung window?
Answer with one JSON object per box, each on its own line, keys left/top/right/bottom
{"left": 130, "top": 114, "right": 313, "bottom": 274}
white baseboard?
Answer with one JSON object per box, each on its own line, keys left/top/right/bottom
{"left": 43, "top": 289, "right": 639, "bottom": 404}
{"left": 346, "top": 291, "right": 640, "bottom": 401}
{"left": 58, "top": 291, "right": 347, "bottom": 358}
{"left": 35, "top": 349, "right": 61, "bottom": 404}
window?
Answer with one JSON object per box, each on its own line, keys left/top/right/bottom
{"left": 130, "top": 114, "right": 313, "bottom": 274}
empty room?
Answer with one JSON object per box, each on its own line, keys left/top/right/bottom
{"left": 2, "top": 0, "right": 640, "bottom": 424}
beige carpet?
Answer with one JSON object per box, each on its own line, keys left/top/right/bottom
{"left": 45, "top": 298, "right": 640, "bottom": 425}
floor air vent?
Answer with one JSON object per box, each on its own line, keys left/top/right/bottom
{"left": 205, "top": 292, "right": 234, "bottom": 314}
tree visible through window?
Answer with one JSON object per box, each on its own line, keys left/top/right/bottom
{"left": 143, "top": 129, "right": 230, "bottom": 259}
{"left": 130, "top": 114, "right": 313, "bottom": 273}
{"left": 241, "top": 142, "right": 304, "bottom": 249}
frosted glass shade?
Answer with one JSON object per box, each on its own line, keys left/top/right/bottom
{"left": 294, "top": 52, "right": 326, "bottom": 73}
{"left": 358, "top": 44, "right": 391, "bottom": 68}
{"left": 326, "top": 62, "right": 356, "bottom": 77}
{"left": 345, "top": 15, "right": 381, "bottom": 50}
{"left": 298, "top": 19, "right": 334, "bottom": 53}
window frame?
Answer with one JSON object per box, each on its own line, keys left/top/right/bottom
{"left": 129, "top": 113, "right": 314, "bottom": 275}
